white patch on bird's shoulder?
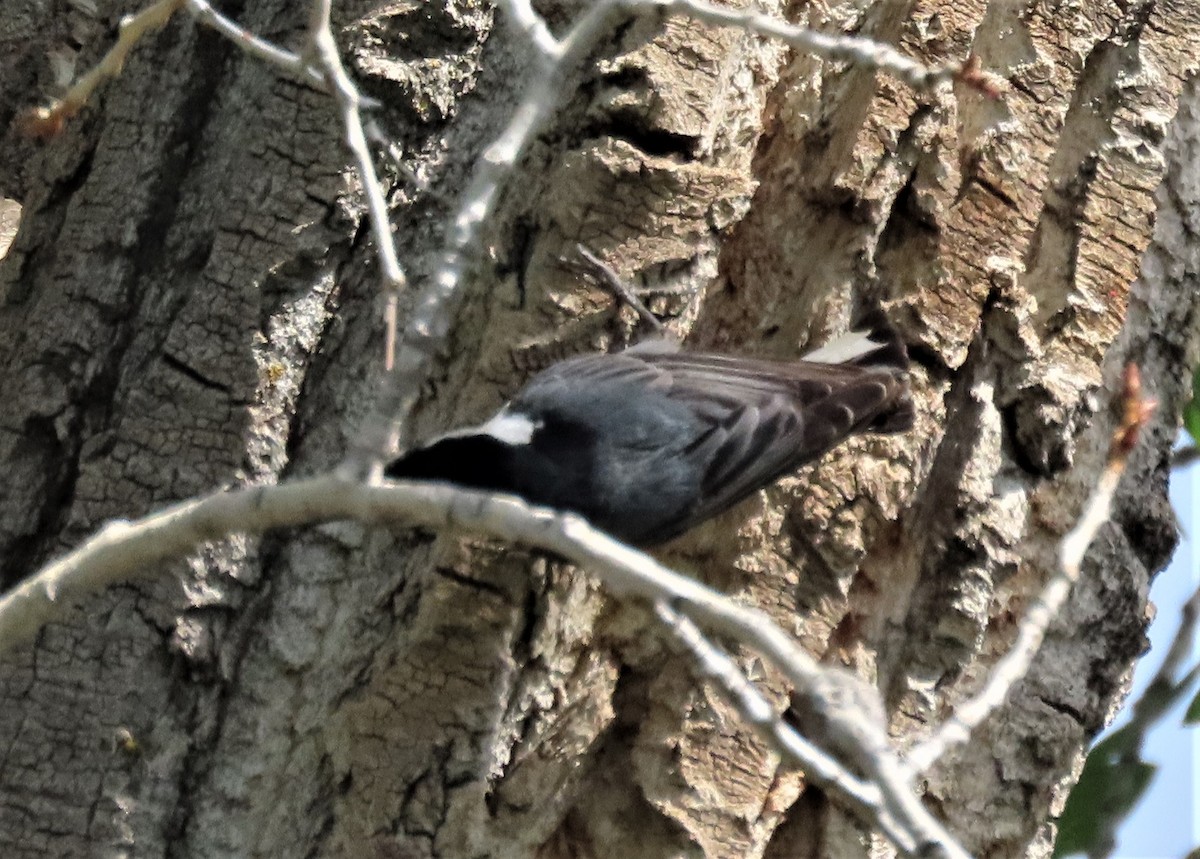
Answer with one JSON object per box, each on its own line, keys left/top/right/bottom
{"left": 801, "top": 330, "right": 884, "bottom": 364}
{"left": 440, "top": 409, "right": 540, "bottom": 446}
{"left": 479, "top": 410, "right": 542, "bottom": 445}
{"left": 431, "top": 408, "right": 543, "bottom": 447}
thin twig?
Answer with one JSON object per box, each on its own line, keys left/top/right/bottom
{"left": 645, "top": 0, "right": 980, "bottom": 94}
{"left": 364, "top": 118, "right": 452, "bottom": 205}
{"left": 906, "top": 365, "right": 1157, "bottom": 774}
{"left": 182, "top": 0, "right": 321, "bottom": 85}
{"left": 1172, "top": 444, "right": 1200, "bottom": 469}
{"left": 304, "top": 0, "right": 408, "bottom": 375}
{"left": 18, "top": 0, "right": 335, "bottom": 139}
{"left": 567, "top": 245, "right": 666, "bottom": 332}
{"left": 653, "top": 600, "right": 929, "bottom": 857}
{"left": 18, "top": 0, "right": 185, "bottom": 138}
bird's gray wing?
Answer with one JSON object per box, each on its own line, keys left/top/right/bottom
{"left": 640, "top": 352, "right": 908, "bottom": 531}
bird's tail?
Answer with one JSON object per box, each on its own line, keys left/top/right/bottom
{"left": 802, "top": 308, "right": 914, "bottom": 433}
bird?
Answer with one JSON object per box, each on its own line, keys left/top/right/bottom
{"left": 385, "top": 309, "right": 914, "bottom": 547}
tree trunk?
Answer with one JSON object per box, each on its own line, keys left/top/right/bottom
{"left": 1, "top": 1, "right": 1197, "bottom": 857}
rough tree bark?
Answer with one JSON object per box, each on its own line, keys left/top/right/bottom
{"left": 1, "top": 1, "right": 1198, "bottom": 857}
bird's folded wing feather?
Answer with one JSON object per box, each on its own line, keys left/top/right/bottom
{"left": 678, "top": 377, "right": 896, "bottom": 528}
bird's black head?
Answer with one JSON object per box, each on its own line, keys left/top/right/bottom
{"left": 385, "top": 435, "right": 519, "bottom": 495}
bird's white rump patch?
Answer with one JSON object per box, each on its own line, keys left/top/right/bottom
{"left": 801, "top": 330, "right": 885, "bottom": 364}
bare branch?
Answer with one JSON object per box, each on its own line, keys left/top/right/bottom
{"left": 17, "top": 0, "right": 337, "bottom": 139}
{"left": 645, "top": 0, "right": 973, "bottom": 93}
{"left": 566, "top": 245, "right": 666, "bottom": 333}
{"left": 303, "top": 0, "right": 408, "bottom": 372}
{"left": 365, "top": 118, "right": 448, "bottom": 204}
{"left": 18, "top": 0, "right": 185, "bottom": 138}
{"left": 907, "top": 365, "right": 1157, "bottom": 774}
{"left": 182, "top": 0, "right": 321, "bottom": 85}
{"left": 1173, "top": 445, "right": 1200, "bottom": 468}
{"left": 501, "top": 0, "right": 561, "bottom": 57}
{"left": 654, "top": 601, "right": 969, "bottom": 859}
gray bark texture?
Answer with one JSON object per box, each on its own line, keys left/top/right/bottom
{"left": 1, "top": 1, "right": 1199, "bottom": 857}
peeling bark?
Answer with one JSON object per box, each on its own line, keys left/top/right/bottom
{"left": 0, "top": 1, "right": 1198, "bottom": 858}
